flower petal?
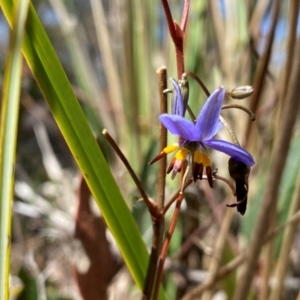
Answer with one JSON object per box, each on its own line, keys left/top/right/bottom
{"left": 204, "top": 139, "right": 255, "bottom": 166}
{"left": 159, "top": 114, "right": 195, "bottom": 140}
{"left": 171, "top": 78, "right": 184, "bottom": 116}
{"left": 195, "top": 87, "right": 225, "bottom": 140}
{"left": 211, "top": 120, "right": 224, "bottom": 137}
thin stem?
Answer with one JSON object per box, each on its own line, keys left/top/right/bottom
{"left": 182, "top": 254, "right": 245, "bottom": 300}
{"left": 102, "top": 130, "right": 159, "bottom": 217}
{"left": 180, "top": 0, "right": 190, "bottom": 32}
{"left": 184, "top": 72, "right": 207, "bottom": 122}
{"left": 142, "top": 216, "right": 164, "bottom": 300}
{"left": 214, "top": 174, "right": 236, "bottom": 195}
{"left": 269, "top": 163, "right": 300, "bottom": 300}
{"left": 275, "top": 0, "right": 299, "bottom": 130}
{"left": 245, "top": 0, "right": 281, "bottom": 148}
{"left": 186, "top": 105, "right": 196, "bottom": 122}
{"left": 173, "top": 217, "right": 213, "bottom": 259}
{"left": 156, "top": 67, "right": 168, "bottom": 210}
{"left": 182, "top": 208, "right": 300, "bottom": 299}
{"left": 161, "top": 0, "right": 176, "bottom": 42}
{"left": 142, "top": 67, "right": 168, "bottom": 299}
{"left": 219, "top": 115, "right": 240, "bottom": 146}
{"left": 265, "top": 211, "right": 300, "bottom": 243}
{"left": 222, "top": 104, "right": 256, "bottom": 121}
{"left": 233, "top": 37, "right": 300, "bottom": 300}
{"left": 202, "top": 208, "right": 235, "bottom": 300}
{"left": 163, "top": 178, "right": 193, "bottom": 214}
{"left": 161, "top": 0, "right": 185, "bottom": 77}
{"left": 152, "top": 193, "right": 185, "bottom": 300}
{"left": 184, "top": 71, "right": 210, "bottom": 97}
{"left": 174, "top": 23, "right": 184, "bottom": 77}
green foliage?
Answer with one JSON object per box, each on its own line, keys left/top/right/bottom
{"left": 0, "top": 1, "right": 29, "bottom": 298}
{"left": 0, "top": 1, "right": 165, "bottom": 299}
{"left": 0, "top": 0, "right": 299, "bottom": 299}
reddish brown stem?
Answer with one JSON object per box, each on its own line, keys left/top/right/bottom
{"left": 180, "top": 0, "right": 190, "bottom": 32}
{"left": 152, "top": 193, "right": 185, "bottom": 300}
{"left": 142, "top": 67, "right": 168, "bottom": 299}
{"left": 103, "top": 130, "right": 159, "bottom": 218}
{"left": 161, "top": 0, "right": 176, "bottom": 41}
{"left": 156, "top": 67, "right": 168, "bottom": 210}
{"left": 161, "top": 0, "right": 185, "bottom": 77}
{"left": 184, "top": 71, "right": 210, "bottom": 97}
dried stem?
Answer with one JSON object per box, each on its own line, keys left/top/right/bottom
{"left": 232, "top": 37, "right": 300, "bottom": 300}
{"left": 152, "top": 193, "right": 185, "bottom": 300}
{"left": 156, "top": 67, "right": 168, "bottom": 210}
{"left": 102, "top": 130, "right": 159, "bottom": 217}
{"left": 202, "top": 208, "right": 235, "bottom": 300}
{"left": 275, "top": 0, "right": 299, "bottom": 128}
{"left": 182, "top": 208, "right": 300, "bottom": 299}
{"left": 183, "top": 254, "right": 245, "bottom": 300}
{"left": 173, "top": 218, "right": 213, "bottom": 260}
{"left": 265, "top": 211, "right": 300, "bottom": 243}
{"left": 219, "top": 115, "right": 240, "bottom": 146}
{"left": 269, "top": 165, "right": 300, "bottom": 299}
{"left": 245, "top": 0, "right": 281, "bottom": 148}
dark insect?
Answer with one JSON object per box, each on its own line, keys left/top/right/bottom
{"left": 227, "top": 157, "right": 251, "bottom": 215}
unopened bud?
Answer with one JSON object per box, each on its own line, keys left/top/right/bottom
{"left": 230, "top": 86, "right": 253, "bottom": 99}
{"left": 178, "top": 76, "right": 189, "bottom": 112}
{"left": 170, "top": 77, "right": 189, "bottom": 116}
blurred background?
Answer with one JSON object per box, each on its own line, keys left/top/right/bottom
{"left": 1, "top": 0, "right": 300, "bottom": 299}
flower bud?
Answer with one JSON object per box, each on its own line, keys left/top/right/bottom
{"left": 170, "top": 78, "right": 188, "bottom": 116}
{"left": 178, "top": 76, "right": 189, "bottom": 111}
{"left": 230, "top": 86, "right": 253, "bottom": 99}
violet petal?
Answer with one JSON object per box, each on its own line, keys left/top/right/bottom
{"left": 159, "top": 114, "right": 195, "bottom": 141}
{"left": 171, "top": 79, "right": 184, "bottom": 116}
{"left": 204, "top": 139, "right": 255, "bottom": 166}
{"left": 194, "top": 88, "right": 225, "bottom": 140}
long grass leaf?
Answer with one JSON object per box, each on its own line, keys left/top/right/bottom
{"left": 0, "top": 2, "right": 166, "bottom": 297}
{"left": 0, "top": 0, "right": 29, "bottom": 298}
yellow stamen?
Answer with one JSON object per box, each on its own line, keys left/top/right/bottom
{"left": 175, "top": 148, "right": 188, "bottom": 161}
{"left": 163, "top": 143, "right": 179, "bottom": 154}
{"left": 193, "top": 151, "right": 203, "bottom": 164}
{"left": 194, "top": 151, "right": 211, "bottom": 167}
{"left": 202, "top": 153, "right": 211, "bottom": 167}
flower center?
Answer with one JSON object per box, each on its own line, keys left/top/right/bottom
{"left": 185, "top": 141, "right": 198, "bottom": 153}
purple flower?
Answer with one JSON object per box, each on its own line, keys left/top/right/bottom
{"left": 151, "top": 86, "right": 255, "bottom": 187}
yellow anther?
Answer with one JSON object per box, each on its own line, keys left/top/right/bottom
{"left": 202, "top": 153, "right": 211, "bottom": 167}
{"left": 163, "top": 143, "right": 179, "bottom": 154}
{"left": 193, "top": 151, "right": 211, "bottom": 167}
{"left": 175, "top": 148, "right": 188, "bottom": 161}
{"left": 193, "top": 151, "right": 203, "bottom": 164}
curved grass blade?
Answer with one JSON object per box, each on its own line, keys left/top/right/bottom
{"left": 0, "top": 2, "right": 165, "bottom": 298}
{"left": 0, "top": 1, "right": 29, "bottom": 299}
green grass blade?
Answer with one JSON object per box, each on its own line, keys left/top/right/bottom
{"left": 0, "top": 0, "right": 30, "bottom": 298}
{"left": 0, "top": 2, "right": 166, "bottom": 298}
